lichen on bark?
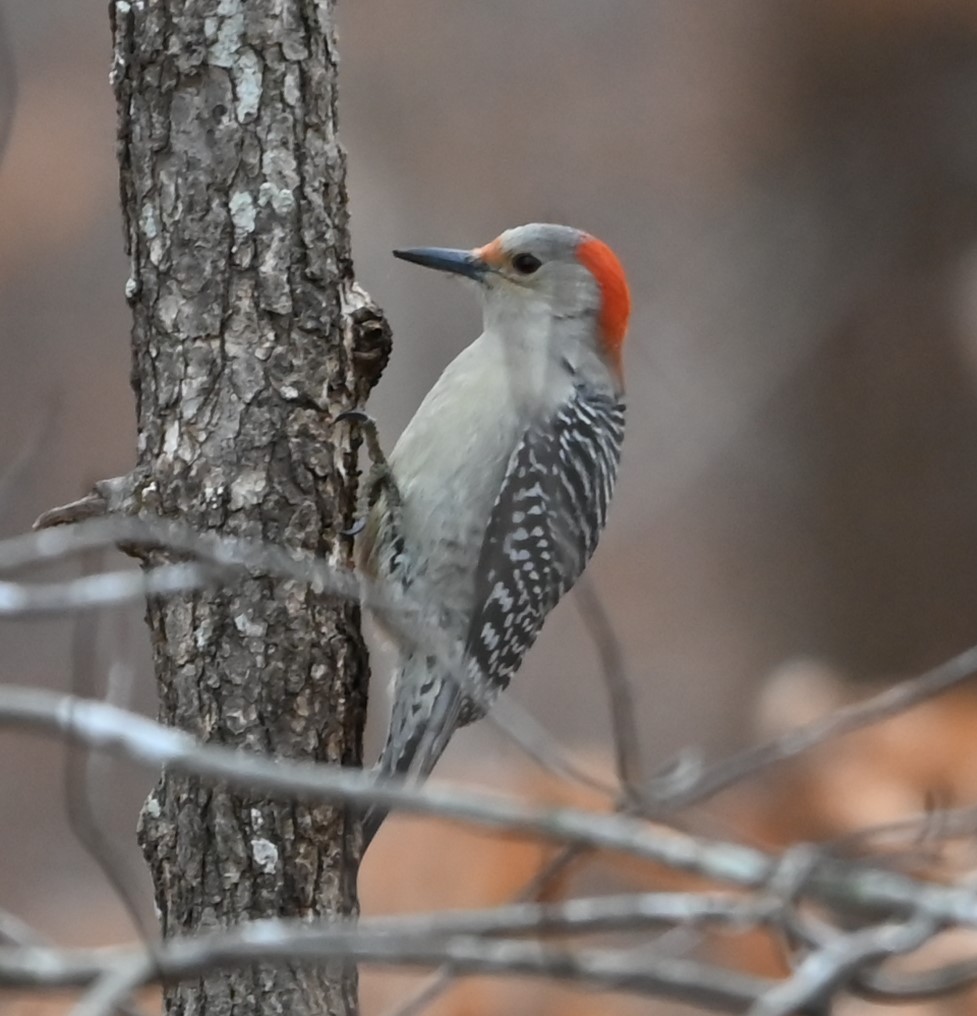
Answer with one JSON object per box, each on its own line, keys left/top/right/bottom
{"left": 105, "top": 1, "right": 390, "bottom": 1013}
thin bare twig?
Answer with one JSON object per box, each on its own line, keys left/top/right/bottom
{"left": 487, "top": 695, "right": 619, "bottom": 799}
{"left": 4, "top": 686, "right": 977, "bottom": 933}
{"left": 574, "top": 574, "right": 647, "bottom": 808}
{"left": 658, "top": 642, "right": 977, "bottom": 810}
{"left": 854, "top": 954, "right": 977, "bottom": 1002}
{"left": 7, "top": 515, "right": 971, "bottom": 839}
{"left": 381, "top": 972, "right": 453, "bottom": 1016}
{"left": 3, "top": 519, "right": 977, "bottom": 1016}
{"left": 382, "top": 842, "right": 591, "bottom": 1016}
{"left": 0, "top": 909, "right": 51, "bottom": 947}
{"left": 0, "top": 685, "right": 773, "bottom": 883}
{"left": 14, "top": 517, "right": 973, "bottom": 842}
{"left": 0, "top": 517, "right": 625, "bottom": 803}
{"left": 0, "top": 562, "right": 222, "bottom": 617}
{"left": 750, "top": 917, "right": 935, "bottom": 1016}
{"left": 830, "top": 803, "right": 977, "bottom": 856}
{"left": 2, "top": 910, "right": 775, "bottom": 1014}
{"left": 517, "top": 843, "right": 590, "bottom": 902}
{"left": 64, "top": 585, "right": 154, "bottom": 947}
{"left": 71, "top": 955, "right": 154, "bottom": 1016}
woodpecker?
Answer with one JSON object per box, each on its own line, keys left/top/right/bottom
{"left": 350, "top": 223, "right": 630, "bottom": 845}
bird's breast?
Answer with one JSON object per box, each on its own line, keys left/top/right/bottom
{"left": 383, "top": 338, "right": 531, "bottom": 625}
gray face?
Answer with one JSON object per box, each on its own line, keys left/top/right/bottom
{"left": 494, "top": 223, "right": 584, "bottom": 268}
{"left": 480, "top": 223, "right": 601, "bottom": 321}
{"left": 394, "top": 223, "right": 590, "bottom": 288}
{"left": 392, "top": 222, "right": 602, "bottom": 326}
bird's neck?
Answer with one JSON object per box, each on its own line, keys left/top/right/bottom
{"left": 479, "top": 302, "right": 617, "bottom": 412}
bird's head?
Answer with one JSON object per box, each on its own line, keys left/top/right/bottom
{"left": 393, "top": 223, "right": 630, "bottom": 384}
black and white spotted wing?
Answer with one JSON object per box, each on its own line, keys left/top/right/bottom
{"left": 463, "top": 385, "right": 625, "bottom": 708}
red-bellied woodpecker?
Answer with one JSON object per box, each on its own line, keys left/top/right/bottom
{"left": 348, "top": 223, "right": 630, "bottom": 845}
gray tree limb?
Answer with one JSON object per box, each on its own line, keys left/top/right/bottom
{"left": 1, "top": 924, "right": 771, "bottom": 1016}
{"left": 5, "top": 686, "right": 977, "bottom": 936}
{"left": 39, "top": 2, "right": 395, "bottom": 1015}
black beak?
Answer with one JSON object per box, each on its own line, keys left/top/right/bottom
{"left": 392, "top": 246, "right": 487, "bottom": 281}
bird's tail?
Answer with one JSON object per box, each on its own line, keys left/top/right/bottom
{"left": 361, "top": 653, "right": 465, "bottom": 848}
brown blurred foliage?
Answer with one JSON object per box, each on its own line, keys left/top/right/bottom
{"left": 358, "top": 668, "right": 977, "bottom": 1015}
{"left": 6, "top": 667, "right": 976, "bottom": 1014}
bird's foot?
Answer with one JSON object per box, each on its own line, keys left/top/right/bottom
{"left": 340, "top": 516, "right": 367, "bottom": 539}
{"left": 362, "top": 459, "right": 401, "bottom": 513}
{"left": 336, "top": 408, "right": 387, "bottom": 469}
{"left": 337, "top": 409, "right": 403, "bottom": 531}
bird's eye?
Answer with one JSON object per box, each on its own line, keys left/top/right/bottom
{"left": 511, "top": 252, "right": 542, "bottom": 275}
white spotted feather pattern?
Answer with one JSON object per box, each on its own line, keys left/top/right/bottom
{"left": 462, "top": 385, "right": 625, "bottom": 712}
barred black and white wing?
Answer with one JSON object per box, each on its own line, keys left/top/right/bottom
{"left": 463, "top": 385, "right": 625, "bottom": 706}
{"left": 362, "top": 385, "right": 624, "bottom": 845}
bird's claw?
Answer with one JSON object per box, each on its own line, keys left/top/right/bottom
{"left": 335, "top": 408, "right": 372, "bottom": 426}
{"left": 337, "top": 407, "right": 387, "bottom": 467}
{"left": 342, "top": 516, "right": 367, "bottom": 538}
{"left": 362, "top": 461, "right": 402, "bottom": 510}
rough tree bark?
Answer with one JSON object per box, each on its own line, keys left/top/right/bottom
{"left": 101, "top": 2, "right": 389, "bottom": 1014}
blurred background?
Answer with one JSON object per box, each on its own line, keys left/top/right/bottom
{"left": 4, "top": 1, "right": 977, "bottom": 1013}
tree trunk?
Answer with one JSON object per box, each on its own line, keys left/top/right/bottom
{"left": 107, "top": 1, "right": 390, "bottom": 1013}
